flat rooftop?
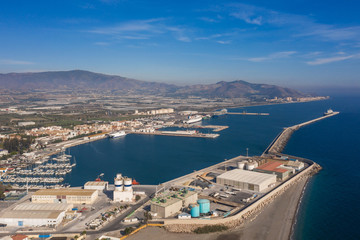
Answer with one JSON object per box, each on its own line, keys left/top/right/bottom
{"left": 0, "top": 210, "right": 64, "bottom": 219}
{"left": 217, "top": 169, "right": 276, "bottom": 185}
{"left": 151, "top": 190, "right": 197, "bottom": 208}
{"left": 13, "top": 203, "right": 72, "bottom": 211}
{"left": 84, "top": 181, "right": 109, "bottom": 186}
{"left": 33, "top": 188, "right": 97, "bottom": 196}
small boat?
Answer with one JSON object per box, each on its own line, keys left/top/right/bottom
{"left": 324, "top": 109, "right": 334, "bottom": 116}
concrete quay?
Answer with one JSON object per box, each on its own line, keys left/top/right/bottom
{"left": 227, "top": 112, "right": 269, "bottom": 116}
{"left": 131, "top": 131, "right": 219, "bottom": 139}
{"left": 173, "top": 124, "right": 229, "bottom": 132}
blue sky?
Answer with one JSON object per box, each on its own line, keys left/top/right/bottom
{"left": 0, "top": 0, "right": 359, "bottom": 88}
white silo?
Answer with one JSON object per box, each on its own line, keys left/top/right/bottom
{"left": 114, "top": 175, "right": 123, "bottom": 192}
{"left": 113, "top": 173, "right": 134, "bottom": 202}
{"left": 237, "top": 161, "right": 245, "bottom": 169}
{"left": 123, "top": 178, "right": 133, "bottom": 192}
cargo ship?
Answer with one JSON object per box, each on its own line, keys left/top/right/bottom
{"left": 108, "top": 131, "right": 126, "bottom": 138}
{"left": 183, "top": 115, "right": 203, "bottom": 124}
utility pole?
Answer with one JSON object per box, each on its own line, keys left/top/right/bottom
{"left": 246, "top": 148, "right": 249, "bottom": 157}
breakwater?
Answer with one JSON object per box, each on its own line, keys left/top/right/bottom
{"left": 263, "top": 112, "right": 339, "bottom": 155}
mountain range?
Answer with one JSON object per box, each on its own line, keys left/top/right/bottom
{"left": 0, "top": 70, "right": 306, "bottom": 98}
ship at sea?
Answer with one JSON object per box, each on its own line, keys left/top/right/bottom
{"left": 183, "top": 115, "right": 203, "bottom": 124}
{"left": 324, "top": 109, "right": 334, "bottom": 116}
{"left": 108, "top": 131, "right": 126, "bottom": 138}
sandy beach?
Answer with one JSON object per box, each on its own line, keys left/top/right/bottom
{"left": 125, "top": 177, "right": 309, "bottom": 240}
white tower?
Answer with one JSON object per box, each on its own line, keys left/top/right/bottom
{"left": 113, "top": 173, "right": 134, "bottom": 202}
{"left": 123, "top": 178, "right": 133, "bottom": 192}
{"left": 114, "top": 174, "right": 123, "bottom": 192}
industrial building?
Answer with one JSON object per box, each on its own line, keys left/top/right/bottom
{"left": 31, "top": 188, "right": 98, "bottom": 204}
{"left": 284, "top": 160, "right": 305, "bottom": 171}
{"left": 254, "top": 161, "right": 294, "bottom": 181}
{"left": 113, "top": 173, "right": 134, "bottom": 202}
{"left": 216, "top": 169, "right": 277, "bottom": 192}
{"left": 0, "top": 203, "right": 72, "bottom": 227}
{"left": 151, "top": 189, "right": 198, "bottom": 218}
{"left": 84, "top": 181, "right": 109, "bottom": 191}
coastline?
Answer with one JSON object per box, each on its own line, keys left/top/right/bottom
{"left": 289, "top": 176, "right": 311, "bottom": 240}
{"left": 125, "top": 174, "right": 312, "bottom": 240}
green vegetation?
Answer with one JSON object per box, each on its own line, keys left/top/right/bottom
{"left": 143, "top": 211, "right": 152, "bottom": 223}
{"left": 124, "top": 227, "right": 135, "bottom": 235}
{"left": 0, "top": 183, "right": 12, "bottom": 200}
{"left": 2, "top": 136, "right": 33, "bottom": 154}
{"left": 193, "top": 225, "right": 229, "bottom": 234}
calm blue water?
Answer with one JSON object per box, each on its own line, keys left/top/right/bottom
{"left": 66, "top": 95, "right": 359, "bottom": 239}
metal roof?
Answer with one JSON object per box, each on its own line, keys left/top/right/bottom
{"left": 32, "top": 188, "right": 97, "bottom": 196}
{"left": 0, "top": 210, "right": 63, "bottom": 219}
{"left": 13, "top": 203, "right": 72, "bottom": 211}
{"left": 217, "top": 169, "right": 276, "bottom": 185}
{"left": 84, "top": 181, "right": 109, "bottom": 186}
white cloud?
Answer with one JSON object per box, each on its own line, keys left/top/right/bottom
{"left": 227, "top": 3, "right": 360, "bottom": 42}
{"left": 247, "top": 51, "right": 297, "bottom": 62}
{"left": 0, "top": 59, "right": 34, "bottom": 65}
{"left": 88, "top": 18, "right": 191, "bottom": 42}
{"left": 307, "top": 55, "right": 355, "bottom": 65}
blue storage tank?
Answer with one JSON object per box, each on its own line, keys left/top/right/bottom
{"left": 190, "top": 204, "right": 200, "bottom": 217}
{"left": 197, "top": 199, "right": 210, "bottom": 214}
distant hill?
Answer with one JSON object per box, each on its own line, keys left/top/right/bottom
{"left": 0, "top": 70, "right": 305, "bottom": 98}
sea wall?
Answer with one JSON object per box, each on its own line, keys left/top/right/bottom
{"left": 163, "top": 162, "right": 321, "bottom": 233}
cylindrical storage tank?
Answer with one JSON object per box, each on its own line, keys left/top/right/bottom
{"left": 190, "top": 204, "right": 200, "bottom": 218}
{"left": 124, "top": 178, "right": 132, "bottom": 192}
{"left": 114, "top": 178, "right": 123, "bottom": 191}
{"left": 237, "top": 161, "right": 245, "bottom": 169}
{"left": 247, "top": 163, "right": 255, "bottom": 170}
{"left": 197, "top": 199, "right": 210, "bottom": 214}
{"left": 116, "top": 173, "right": 122, "bottom": 179}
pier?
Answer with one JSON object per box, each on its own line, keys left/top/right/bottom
{"left": 227, "top": 112, "right": 269, "bottom": 116}
{"left": 173, "top": 124, "right": 229, "bottom": 132}
{"left": 131, "top": 131, "right": 219, "bottom": 139}
{"left": 263, "top": 112, "right": 339, "bottom": 155}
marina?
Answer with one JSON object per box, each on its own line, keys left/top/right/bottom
{"left": 1, "top": 151, "right": 75, "bottom": 189}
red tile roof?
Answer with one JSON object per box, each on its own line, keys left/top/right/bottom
{"left": 11, "top": 235, "right": 28, "bottom": 240}
{"left": 256, "top": 161, "right": 288, "bottom": 173}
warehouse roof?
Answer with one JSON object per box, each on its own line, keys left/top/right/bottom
{"left": 217, "top": 169, "right": 276, "bottom": 185}
{"left": 13, "top": 203, "right": 72, "bottom": 211}
{"left": 32, "top": 188, "right": 96, "bottom": 196}
{"left": 0, "top": 210, "right": 63, "bottom": 219}
{"left": 84, "top": 181, "right": 109, "bottom": 186}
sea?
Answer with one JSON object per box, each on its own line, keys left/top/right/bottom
{"left": 65, "top": 94, "right": 360, "bottom": 240}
